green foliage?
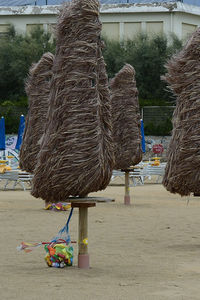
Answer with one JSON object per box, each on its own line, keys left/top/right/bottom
{"left": 102, "top": 32, "right": 183, "bottom": 104}
{"left": 144, "top": 117, "right": 173, "bottom": 136}
{"left": 168, "top": 33, "right": 183, "bottom": 55}
{"left": 3, "top": 108, "right": 19, "bottom": 134}
{"left": 139, "top": 98, "right": 169, "bottom": 108}
{"left": 102, "top": 38, "right": 126, "bottom": 78}
{"left": 0, "top": 25, "right": 55, "bottom": 104}
{"left": 0, "top": 28, "right": 182, "bottom": 135}
{"left": 0, "top": 104, "right": 28, "bottom": 134}
{"left": 126, "top": 33, "right": 168, "bottom": 101}
{"left": 1, "top": 100, "right": 14, "bottom": 107}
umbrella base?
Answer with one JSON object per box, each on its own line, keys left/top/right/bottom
{"left": 78, "top": 254, "right": 89, "bottom": 269}
{"left": 124, "top": 195, "right": 130, "bottom": 205}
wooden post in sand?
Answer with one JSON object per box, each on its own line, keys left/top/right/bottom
{"left": 69, "top": 197, "right": 114, "bottom": 269}
{"left": 124, "top": 171, "right": 130, "bottom": 205}
{"left": 71, "top": 202, "right": 96, "bottom": 269}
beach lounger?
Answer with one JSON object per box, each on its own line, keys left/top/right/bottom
{"left": 0, "top": 170, "right": 21, "bottom": 190}
{"left": 0, "top": 170, "right": 33, "bottom": 190}
{"left": 141, "top": 163, "right": 166, "bottom": 183}
{"left": 17, "top": 171, "right": 33, "bottom": 191}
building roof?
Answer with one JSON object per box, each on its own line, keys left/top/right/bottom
{"left": 0, "top": 1, "right": 199, "bottom": 7}
{"left": 0, "top": 1, "right": 200, "bottom": 16}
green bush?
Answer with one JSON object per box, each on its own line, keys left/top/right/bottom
{"left": 0, "top": 29, "right": 182, "bottom": 106}
{"left": 144, "top": 117, "right": 173, "bottom": 136}
{"left": 102, "top": 33, "right": 183, "bottom": 104}
{"left": 0, "top": 102, "right": 27, "bottom": 134}
{"left": 4, "top": 110, "right": 19, "bottom": 134}
{"left": 0, "top": 28, "right": 183, "bottom": 135}
{"left": 0, "top": 25, "right": 55, "bottom": 104}
{"left": 139, "top": 98, "right": 170, "bottom": 108}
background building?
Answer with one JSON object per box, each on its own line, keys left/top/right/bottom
{"left": 0, "top": 0, "right": 200, "bottom": 6}
{"left": 0, "top": 1, "right": 199, "bottom": 40}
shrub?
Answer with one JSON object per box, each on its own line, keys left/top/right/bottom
{"left": 0, "top": 26, "right": 55, "bottom": 103}
{"left": 144, "top": 117, "right": 173, "bottom": 136}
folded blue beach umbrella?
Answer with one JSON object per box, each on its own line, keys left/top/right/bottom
{"left": 15, "top": 115, "right": 25, "bottom": 150}
{"left": 140, "top": 119, "right": 145, "bottom": 153}
{"left": 0, "top": 116, "right": 6, "bottom": 150}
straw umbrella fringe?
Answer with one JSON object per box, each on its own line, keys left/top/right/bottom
{"left": 110, "top": 64, "right": 142, "bottom": 170}
{"left": 19, "top": 52, "right": 54, "bottom": 173}
{"left": 162, "top": 28, "right": 200, "bottom": 196}
{"left": 96, "top": 40, "right": 115, "bottom": 190}
{"left": 31, "top": 0, "right": 114, "bottom": 202}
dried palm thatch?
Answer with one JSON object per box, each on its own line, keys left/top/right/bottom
{"left": 162, "top": 28, "right": 200, "bottom": 196}
{"left": 110, "top": 64, "right": 142, "bottom": 170}
{"left": 95, "top": 40, "right": 114, "bottom": 189}
{"left": 31, "top": 0, "right": 114, "bottom": 203}
{"left": 19, "top": 52, "right": 54, "bottom": 173}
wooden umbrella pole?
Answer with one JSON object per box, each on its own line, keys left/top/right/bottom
{"left": 71, "top": 201, "right": 96, "bottom": 269}
{"left": 69, "top": 197, "right": 114, "bottom": 269}
{"left": 124, "top": 170, "right": 130, "bottom": 205}
{"left": 78, "top": 205, "right": 89, "bottom": 268}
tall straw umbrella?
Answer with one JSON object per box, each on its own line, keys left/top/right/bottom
{"left": 31, "top": 0, "right": 114, "bottom": 203}
{"left": 110, "top": 64, "right": 142, "bottom": 170}
{"left": 19, "top": 52, "right": 54, "bottom": 173}
{"left": 162, "top": 28, "right": 200, "bottom": 196}
{"left": 96, "top": 40, "right": 114, "bottom": 190}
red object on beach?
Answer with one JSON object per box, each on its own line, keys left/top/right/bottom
{"left": 152, "top": 144, "right": 164, "bottom": 154}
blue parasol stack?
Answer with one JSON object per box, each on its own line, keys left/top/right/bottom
{"left": 0, "top": 116, "right": 6, "bottom": 151}
{"left": 140, "top": 119, "right": 145, "bottom": 153}
{"left": 15, "top": 115, "right": 25, "bottom": 150}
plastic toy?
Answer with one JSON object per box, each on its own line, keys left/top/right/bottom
{"left": 44, "top": 241, "right": 73, "bottom": 268}
{"left": 17, "top": 208, "right": 75, "bottom": 268}
{"left": 45, "top": 202, "right": 71, "bottom": 211}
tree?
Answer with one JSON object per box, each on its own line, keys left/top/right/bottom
{"left": 0, "top": 26, "right": 55, "bottom": 103}
{"left": 102, "top": 32, "right": 183, "bottom": 104}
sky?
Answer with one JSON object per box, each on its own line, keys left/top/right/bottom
{"left": 0, "top": 0, "right": 199, "bottom": 7}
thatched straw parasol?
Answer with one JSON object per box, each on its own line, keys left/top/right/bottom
{"left": 162, "top": 28, "right": 200, "bottom": 196}
{"left": 96, "top": 40, "right": 114, "bottom": 189}
{"left": 31, "top": 0, "right": 114, "bottom": 203}
{"left": 110, "top": 64, "right": 142, "bottom": 170}
{"left": 19, "top": 52, "right": 54, "bottom": 173}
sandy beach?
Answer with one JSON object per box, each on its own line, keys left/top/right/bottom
{"left": 0, "top": 179, "right": 200, "bottom": 300}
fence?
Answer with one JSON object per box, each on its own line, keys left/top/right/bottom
{"left": 141, "top": 106, "right": 175, "bottom": 136}
{"left": 142, "top": 106, "right": 175, "bottom": 125}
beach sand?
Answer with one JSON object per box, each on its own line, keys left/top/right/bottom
{"left": 0, "top": 178, "right": 200, "bottom": 300}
